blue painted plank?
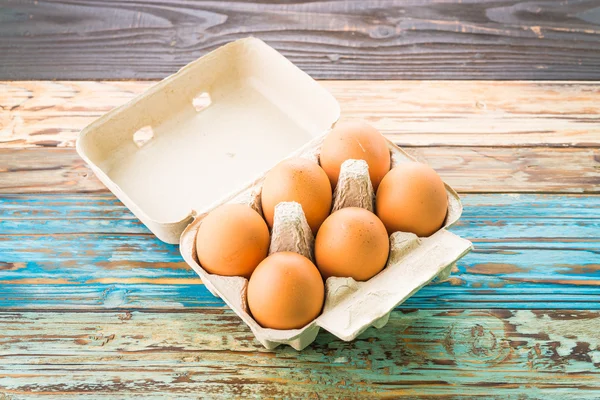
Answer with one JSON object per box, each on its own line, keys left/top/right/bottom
{"left": 1, "top": 193, "right": 599, "bottom": 219}
{"left": 0, "top": 218, "right": 148, "bottom": 234}
{"left": 0, "top": 195, "right": 134, "bottom": 218}
{"left": 0, "top": 309, "right": 598, "bottom": 397}
{"left": 0, "top": 243, "right": 597, "bottom": 308}
{"left": 0, "top": 283, "right": 598, "bottom": 309}
{"left": 0, "top": 242, "right": 597, "bottom": 284}
{"left": 0, "top": 234, "right": 182, "bottom": 263}
{"left": 2, "top": 216, "right": 599, "bottom": 239}
{"left": 0, "top": 193, "right": 598, "bottom": 309}
{"left": 460, "top": 194, "right": 600, "bottom": 218}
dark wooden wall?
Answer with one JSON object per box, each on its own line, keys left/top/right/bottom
{"left": 1, "top": 0, "right": 600, "bottom": 80}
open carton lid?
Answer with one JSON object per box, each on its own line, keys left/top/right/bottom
{"left": 76, "top": 38, "right": 341, "bottom": 243}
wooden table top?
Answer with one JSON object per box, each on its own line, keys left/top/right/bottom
{"left": 2, "top": 1, "right": 600, "bottom": 80}
{"left": 1, "top": 1, "right": 600, "bottom": 398}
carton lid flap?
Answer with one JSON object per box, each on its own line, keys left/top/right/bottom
{"left": 77, "top": 38, "right": 340, "bottom": 243}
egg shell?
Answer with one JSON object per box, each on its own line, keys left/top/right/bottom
{"left": 196, "top": 203, "right": 270, "bottom": 278}
{"left": 315, "top": 207, "right": 390, "bottom": 281}
{"left": 247, "top": 252, "right": 325, "bottom": 330}
{"left": 376, "top": 162, "right": 448, "bottom": 237}
{"left": 261, "top": 157, "right": 332, "bottom": 235}
{"left": 320, "top": 121, "right": 391, "bottom": 191}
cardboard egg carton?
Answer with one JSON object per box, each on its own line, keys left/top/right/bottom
{"left": 180, "top": 137, "right": 471, "bottom": 350}
{"left": 77, "top": 37, "right": 472, "bottom": 350}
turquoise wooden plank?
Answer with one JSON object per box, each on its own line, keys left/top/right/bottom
{"left": 0, "top": 234, "right": 182, "bottom": 263}
{"left": 0, "top": 244, "right": 597, "bottom": 285}
{"left": 0, "top": 244, "right": 598, "bottom": 309}
{"left": 452, "top": 218, "right": 600, "bottom": 239}
{"left": 0, "top": 309, "right": 598, "bottom": 398}
{"left": 2, "top": 194, "right": 599, "bottom": 239}
{"left": 0, "top": 195, "right": 133, "bottom": 218}
{"left": 1, "top": 193, "right": 599, "bottom": 218}
{"left": 0, "top": 284, "right": 599, "bottom": 309}
{"left": 0, "top": 193, "right": 598, "bottom": 310}
{"left": 460, "top": 194, "right": 600, "bottom": 218}
{"left": 2, "top": 216, "right": 599, "bottom": 239}
{"left": 2, "top": 193, "right": 599, "bottom": 219}
{"left": 0, "top": 218, "right": 146, "bottom": 234}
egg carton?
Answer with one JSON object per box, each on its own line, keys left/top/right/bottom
{"left": 180, "top": 137, "right": 472, "bottom": 350}
{"left": 76, "top": 37, "right": 472, "bottom": 350}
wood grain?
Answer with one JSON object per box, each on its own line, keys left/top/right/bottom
{"left": 2, "top": 80, "right": 600, "bottom": 148}
{"left": 2, "top": 146, "right": 597, "bottom": 194}
{"left": 0, "top": 309, "right": 598, "bottom": 398}
{"left": 0, "top": 193, "right": 598, "bottom": 310}
{"left": 1, "top": 1, "right": 600, "bottom": 80}
{"left": 2, "top": 2, "right": 599, "bottom": 393}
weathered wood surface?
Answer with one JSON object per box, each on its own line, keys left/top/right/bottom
{"left": 1, "top": 1, "right": 600, "bottom": 80}
{"left": 2, "top": 77, "right": 599, "bottom": 396}
{"left": 0, "top": 193, "right": 598, "bottom": 310}
{"left": 2, "top": 80, "right": 598, "bottom": 193}
{"left": 2, "top": 81, "right": 599, "bottom": 148}
{"left": 0, "top": 81, "right": 600, "bottom": 193}
{"left": 0, "top": 309, "right": 598, "bottom": 398}
{"left": 2, "top": 146, "right": 598, "bottom": 194}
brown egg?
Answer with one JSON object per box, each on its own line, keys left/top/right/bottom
{"left": 376, "top": 162, "right": 448, "bottom": 237}
{"left": 261, "top": 157, "right": 332, "bottom": 234}
{"left": 247, "top": 252, "right": 325, "bottom": 330}
{"left": 196, "top": 204, "right": 269, "bottom": 278}
{"left": 315, "top": 207, "right": 389, "bottom": 281}
{"left": 320, "top": 121, "right": 391, "bottom": 190}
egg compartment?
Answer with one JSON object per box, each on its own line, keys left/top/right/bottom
{"left": 332, "top": 159, "right": 375, "bottom": 212}
{"left": 180, "top": 137, "right": 472, "bottom": 350}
